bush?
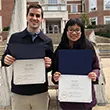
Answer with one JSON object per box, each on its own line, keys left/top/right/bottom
{"left": 3, "top": 26, "right": 10, "bottom": 31}
{"left": 95, "top": 32, "right": 110, "bottom": 38}
{"left": 87, "top": 24, "right": 110, "bottom": 38}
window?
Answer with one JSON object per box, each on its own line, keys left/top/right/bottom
{"left": 104, "top": 16, "right": 110, "bottom": 24}
{"left": 89, "top": 0, "right": 97, "bottom": 12}
{"left": 60, "top": 0, "right": 66, "bottom": 4}
{"left": 60, "top": 0, "right": 66, "bottom": 11}
{"left": 61, "top": 6, "right": 66, "bottom": 10}
{"left": 48, "top": 0, "right": 57, "bottom": 4}
{"left": 40, "top": 0, "right": 45, "bottom": 4}
{"left": 71, "top": 4, "right": 78, "bottom": 13}
{"left": 48, "top": 6, "right": 58, "bottom": 10}
{"left": 104, "top": 0, "right": 110, "bottom": 10}
{"left": 89, "top": 17, "right": 97, "bottom": 25}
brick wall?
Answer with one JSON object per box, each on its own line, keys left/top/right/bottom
{"left": 0, "top": 0, "right": 14, "bottom": 40}
{"left": 2, "top": 0, "right": 14, "bottom": 29}
{"left": 85, "top": 0, "right": 110, "bottom": 25}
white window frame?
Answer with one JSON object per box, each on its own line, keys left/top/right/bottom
{"left": 0, "top": 16, "right": 2, "bottom": 33}
{"left": 104, "top": 16, "right": 110, "bottom": 24}
{"left": 89, "top": 0, "right": 97, "bottom": 12}
{"left": 0, "top": 0, "right": 1, "bottom": 10}
{"left": 104, "top": 0, "right": 110, "bottom": 10}
{"left": 71, "top": 4, "right": 78, "bottom": 13}
{"left": 89, "top": 17, "right": 97, "bottom": 25}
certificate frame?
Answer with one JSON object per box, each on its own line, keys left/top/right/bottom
{"left": 58, "top": 75, "right": 92, "bottom": 103}
{"left": 13, "top": 59, "right": 45, "bottom": 85}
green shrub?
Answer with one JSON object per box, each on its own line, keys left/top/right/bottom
{"left": 3, "top": 26, "right": 10, "bottom": 31}
{"left": 95, "top": 32, "right": 110, "bottom": 38}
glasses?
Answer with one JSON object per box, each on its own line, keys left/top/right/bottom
{"left": 68, "top": 28, "right": 81, "bottom": 34}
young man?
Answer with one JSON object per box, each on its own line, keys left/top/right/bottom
{"left": 1, "top": 4, "right": 53, "bottom": 110}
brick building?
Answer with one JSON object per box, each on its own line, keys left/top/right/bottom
{"left": 0, "top": 0, "right": 110, "bottom": 40}
{"left": 0, "top": 0, "right": 14, "bottom": 40}
{"left": 85, "top": 0, "right": 110, "bottom": 25}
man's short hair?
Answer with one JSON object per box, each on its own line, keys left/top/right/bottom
{"left": 27, "top": 4, "right": 43, "bottom": 18}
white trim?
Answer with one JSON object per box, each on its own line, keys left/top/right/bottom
{"left": 89, "top": 0, "right": 97, "bottom": 12}
{"left": 89, "top": 17, "right": 97, "bottom": 25}
{"left": 71, "top": 4, "right": 78, "bottom": 13}
{"left": 0, "top": 0, "right": 1, "bottom": 10}
{"left": 104, "top": 16, "right": 110, "bottom": 24}
{"left": 104, "top": 0, "right": 110, "bottom": 10}
{"left": 0, "top": 16, "right": 2, "bottom": 33}
{"left": 48, "top": 0, "right": 58, "bottom": 4}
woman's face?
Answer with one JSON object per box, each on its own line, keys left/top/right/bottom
{"left": 67, "top": 24, "right": 81, "bottom": 42}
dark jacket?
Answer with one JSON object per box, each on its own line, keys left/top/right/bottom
{"left": 51, "top": 42, "right": 100, "bottom": 110}
{"left": 1, "top": 28, "right": 53, "bottom": 95}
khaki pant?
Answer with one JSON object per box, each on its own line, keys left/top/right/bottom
{"left": 11, "top": 92, "right": 49, "bottom": 110}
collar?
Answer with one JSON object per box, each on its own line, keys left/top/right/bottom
{"left": 21, "top": 28, "right": 46, "bottom": 41}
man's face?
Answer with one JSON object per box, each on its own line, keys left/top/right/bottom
{"left": 26, "top": 8, "right": 43, "bottom": 30}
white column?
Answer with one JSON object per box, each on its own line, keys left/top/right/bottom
{"left": 7, "top": 0, "right": 27, "bottom": 42}
{"left": 42, "top": 19, "right": 46, "bottom": 34}
{"left": 0, "top": 0, "right": 27, "bottom": 107}
{"left": 61, "top": 19, "right": 67, "bottom": 34}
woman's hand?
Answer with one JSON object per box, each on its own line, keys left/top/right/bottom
{"left": 44, "top": 57, "right": 52, "bottom": 68}
{"left": 88, "top": 72, "right": 97, "bottom": 82}
{"left": 53, "top": 72, "right": 61, "bottom": 82}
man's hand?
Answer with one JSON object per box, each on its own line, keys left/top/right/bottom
{"left": 44, "top": 57, "right": 52, "bottom": 68}
{"left": 53, "top": 72, "right": 61, "bottom": 82}
{"left": 4, "top": 54, "right": 16, "bottom": 65}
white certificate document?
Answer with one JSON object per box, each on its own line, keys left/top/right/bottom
{"left": 58, "top": 75, "right": 92, "bottom": 103}
{"left": 13, "top": 59, "right": 45, "bottom": 85}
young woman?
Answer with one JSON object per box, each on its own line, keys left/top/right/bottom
{"left": 52, "top": 18, "right": 100, "bottom": 110}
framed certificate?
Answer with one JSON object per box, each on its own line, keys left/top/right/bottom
{"left": 13, "top": 59, "right": 45, "bottom": 85}
{"left": 58, "top": 75, "right": 92, "bottom": 103}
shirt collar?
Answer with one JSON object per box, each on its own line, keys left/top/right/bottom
{"left": 21, "top": 28, "right": 46, "bottom": 41}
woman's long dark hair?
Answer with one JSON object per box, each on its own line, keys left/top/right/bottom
{"left": 52, "top": 18, "right": 98, "bottom": 82}
{"left": 58, "top": 18, "right": 94, "bottom": 50}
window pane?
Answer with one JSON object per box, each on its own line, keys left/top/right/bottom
{"left": 61, "top": 6, "right": 66, "bottom": 10}
{"left": 71, "top": 4, "right": 77, "bottom": 13}
{"left": 40, "top": 0, "right": 45, "bottom": 4}
{"left": 90, "top": 18, "right": 96, "bottom": 25}
{"left": 105, "top": 0, "right": 110, "bottom": 10}
{"left": 48, "top": 6, "right": 58, "bottom": 10}
{"left": 61, "top": 0, "right": 66, "bottom": 4}
{"left": 48, "top": 0, "right": 57, "bottom": 4}
{"left": 105, "top": 17, "right": 110, "bottom": 24}
{"left": 89, "top": 0, "right": 97, "bottom": 11}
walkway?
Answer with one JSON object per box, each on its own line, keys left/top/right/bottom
{"left": 92, "top": 58, "right": 110, "bottom": 110}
